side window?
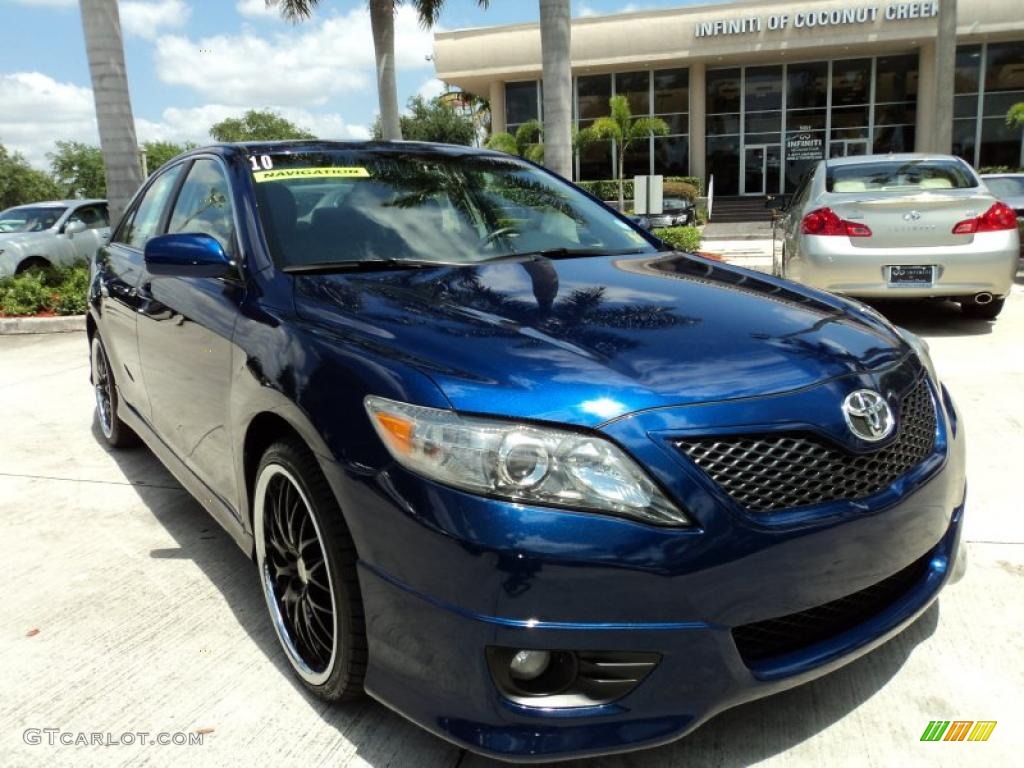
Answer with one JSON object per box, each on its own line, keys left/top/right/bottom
{"left": 67, "top": 204, "right": 109, "bottom": 230}
{"left": 167, "top": 159, "right": 237, "bottom": 258}
{"left": 118, "top": 164, "right": 185, "bottom": 248}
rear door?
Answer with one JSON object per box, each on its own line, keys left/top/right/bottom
{"left": 94, "top": 165, "right": 186, "bottom": 415}
{"left": 135, "top": 156, "right": 244, "bottom": 513}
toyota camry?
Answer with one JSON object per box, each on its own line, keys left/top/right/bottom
{"left": 88, "top": 141, "right": 966, "bottom": 762}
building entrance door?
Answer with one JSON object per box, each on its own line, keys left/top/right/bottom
{"left": 743, "top": 144, "right": 781, "bottom": 196}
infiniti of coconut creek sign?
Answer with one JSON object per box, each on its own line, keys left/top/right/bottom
{"left": 695, "top": 2, "right": 938, "bottom": 36}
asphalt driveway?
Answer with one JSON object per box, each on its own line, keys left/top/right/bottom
{"left": 1, "top": 284, "right": 1022, "bottom": 767}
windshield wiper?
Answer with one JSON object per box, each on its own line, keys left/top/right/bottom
{"left": 282, "top": 258, "right": 464, "bottom": 274}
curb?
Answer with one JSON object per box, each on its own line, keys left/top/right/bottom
{"left": 0, "top": 314, "right": 86, "bottom": 335}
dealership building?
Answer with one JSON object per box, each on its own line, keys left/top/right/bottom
{"left": 432, "top": 0, "right": 1024, "bottom": 196}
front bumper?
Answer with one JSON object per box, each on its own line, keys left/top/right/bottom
{"left": 321, "top": 373, "right": 966, "bottom": 762}
{"left": 790, "top": 229, "right": 1019, "bottom": 298}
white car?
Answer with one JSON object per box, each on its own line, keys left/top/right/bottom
{"left": 774, "top": 155, "right": 1019, "bottom": 320}
{"left": 0, "top": 199, "right": 110, "bottom": 277}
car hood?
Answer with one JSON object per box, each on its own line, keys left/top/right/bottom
{"left": 293, "top": 253, "right": 910, "bottom": 426}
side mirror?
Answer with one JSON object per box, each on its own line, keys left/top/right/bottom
{"left": 144, "top": 233, "right": 232, "bottom": 278}
{"left": 765, "top": 194, "right": 789, "bottom": 212}
{"left": 64, "top": 220, "right": 87, "bottom": 236}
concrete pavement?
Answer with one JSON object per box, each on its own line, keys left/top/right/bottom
{"left": 2, "top": 282, "right": 1023, "bottom": 767}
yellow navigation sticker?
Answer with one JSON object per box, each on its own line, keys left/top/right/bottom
{"left": 253, "top": 167, "right": 370, "bottom": 182}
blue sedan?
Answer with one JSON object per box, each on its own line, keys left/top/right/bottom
{"left": 88, "top": 140, "right": 965, "bottom": 762}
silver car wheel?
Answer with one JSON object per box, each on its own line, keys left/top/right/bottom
{"left": 255, "top": 464, "right": 339, "bottom": 686}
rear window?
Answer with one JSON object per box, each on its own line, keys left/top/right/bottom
{"left": 826, "top": 159, "right": 977, "bottom": 193}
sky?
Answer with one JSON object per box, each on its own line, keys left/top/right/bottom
{"left": 0, "top": 0, "right": 711, "bottom": 169}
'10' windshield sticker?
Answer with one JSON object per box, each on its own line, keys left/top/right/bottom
{"left": 251, "top": 166, "right": 371, "bottom": 182}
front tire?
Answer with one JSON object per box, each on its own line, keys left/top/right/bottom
{"left": 960, "top": 297, "right": 1004, "bottom": 320}
{"left": 254, "top": 439, "right": 366, "bottom": 700}
{"left": 90, "top": 334, "right": 137, "bottom": 448}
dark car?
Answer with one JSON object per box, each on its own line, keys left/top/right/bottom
{"left": 88, "top": 141, "right": 966, "bottom": 762}
{"left": 638, "top": 195, "right": 695, "bottom": 228}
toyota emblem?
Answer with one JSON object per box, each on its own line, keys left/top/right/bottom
{"left": 842, "top": 390, "right": 895, "bottom": 442}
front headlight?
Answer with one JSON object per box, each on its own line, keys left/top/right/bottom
{"left": 896, "top": 327, "right": 940, "bottom": 385}
{"left": 365, "top": 396, "right": 690, "bottom": 526}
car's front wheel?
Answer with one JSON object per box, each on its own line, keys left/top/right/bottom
{"left": 254, "top": 439, "right": 366, "bottom": 700}
{"left": 90, "top": 334, "right": 137, "bottom": 448}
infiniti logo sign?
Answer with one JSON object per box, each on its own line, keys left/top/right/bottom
{"left": 842, "top": 390, "right": 895, "bottom": 442}
{"left": 903, "top": 210, "right": 922, "bottom": 221}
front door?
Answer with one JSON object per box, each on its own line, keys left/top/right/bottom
{"left": 744, "top": 145, "right": 766, "bottom": 196}
{"left": 136, "top": 156, "right": 243, "bottom": 514}
{"left": 743, "top": 145, "right": 781, "bottom": 196}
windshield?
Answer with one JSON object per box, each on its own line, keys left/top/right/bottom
{"left": 0, "top": 206, "right": 66, "bottom": 233}
{"left": 826, "top": 159, "right": 977, "bottom": 193}
{"left": 249, "top": 150, "right": 656, "bottom": 268}
{"left": 984, "top": 176, "right": 1024, "bottom": 199}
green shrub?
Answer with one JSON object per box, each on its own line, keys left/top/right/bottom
{"left": 0, "top": 261, "right": 89, "bottom": 316}
{"left": 978, "top": 166, "right": 1024, "bottom": 174}
{"left": 0, "top": 270, "right": 54, "bottom": 316}
{"left": 653, "top": 226, "right": 702, "bottom": 252}
{"left": 576, "top": 175, "right": 702, "bottom": 202}
{"left": 54, "top": 265, "right": 90, "bottom": 315}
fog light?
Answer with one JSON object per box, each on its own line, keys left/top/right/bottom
{"left": 508, "top": 649, "right": 551, "bottom": 681}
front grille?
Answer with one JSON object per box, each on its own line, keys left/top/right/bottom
{"left": 732, "top": 552, "right": 932, "bottom": 663}
{"left": 675, "top": 378, "right": 936, "bottom": 513}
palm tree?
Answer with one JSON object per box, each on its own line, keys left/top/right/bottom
{"left": 485, "top": 120, "right": 544, "bottom": 162}
{"left": 270, "top": 1, "right": 488, "bottom": 141}
{"left": 589, "top": 95, "right": 669, "bottom": 211}
{"left": 538, "top": 0, "right": 571, "bottom": 179}
{"left": 78, "top": 0, "right": 143, "bottom": 224}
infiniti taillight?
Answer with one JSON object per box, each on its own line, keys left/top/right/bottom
{"left": 952, "top": 202, "right": 1018, "bottom": 234}
{"left": 800, "top": 207, "right": 872, "bottom": 237}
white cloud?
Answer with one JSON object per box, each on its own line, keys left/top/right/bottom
{"left": 416, "top": 78, "right": 447, "bottom": 102}
{"left": 120, "top": 0, "right": 191, "bottom": 40}
{"left": 0, "top": 72, "right": 98, "bottom": 167}
{"left": 0, "top": 73, "right": 369, "bottom": 169}
{"left": 236, "top": 0, "right": 279, "bottom": 19}
{"left": 577, "top": 2, "right": 646, "bottom": 17}
{"left": 10, "top": 0, "right": 76, "bottom": 7}
{"left": 154, "top": 4, "right": 435, "bottom": 108}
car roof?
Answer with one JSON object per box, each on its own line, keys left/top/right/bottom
{"left": 185, "top": 139, "right": 506, "bottom": 162}
{"left": 824, "top": 153, "right": 968, "bottom": 168}
{"left": 6, "top": 199, "right": 106, "bottom": 210}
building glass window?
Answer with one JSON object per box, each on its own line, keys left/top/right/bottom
{"left": 575, "top": 68, "right": 688, "bottom": 183}
{"left": 875, "top": 55, "right": 918, "bottom": 102}
{"left": 952, "top": 41, "right": 1024, "bottom": 168}
{"left": 832, "top": 59, "right": 871, "bottom": 106}
{"left": 505, "top": 81, "right": 539, "bottom": 134}
{"left": 707, "top": 68, "right": 741, "bottom": 113}
{"left": 745, "top": 66, "right": 782, "bottom": 112}
{"left": 787, "top": 62, "right": 828, "bottom": 109}
{"left": 873, "top": 54, "right": 917, "bottom": 156}
{"left": 616, "top": 70, "right": 650, "bottom": 115}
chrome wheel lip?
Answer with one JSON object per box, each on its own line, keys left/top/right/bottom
{"left": 254, "top": 463, "right": 338, "bottom": 687}
{"left": 92, "top": 340, "right": 113, "bottom": 439}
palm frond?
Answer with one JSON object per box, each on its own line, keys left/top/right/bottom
{"left": 1007, "top": 102, "right": 1024, "bottom": 129}
{"left": 609, "top": 94, "right": 632, "bottom": 130}
{"left": 628, "top": 116, "right": 670, "bottom": 141}
{"left": 412, "top": 0, "right": 489, "bottom": 28}
{"left": 269, "top": 0, "right": 318, "bottom": 21}
{"left": 588, "top": 117, "right": 622, "bottom": 143}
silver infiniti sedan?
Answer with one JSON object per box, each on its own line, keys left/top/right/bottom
{"left": 775, "top": 154, "right": 1019, "bottom": 320}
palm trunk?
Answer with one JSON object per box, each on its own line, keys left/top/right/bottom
{"left": 617, "top": 145, "right": 626, "bottom": 211}
{"left": 79, "top": 0, "right": 143, "bottom": 224}
{"left": 371, "top": 0, "right": 402, "bottom": 141}
{"left": 539, "top": 0, "right": 572, "bottom": 178}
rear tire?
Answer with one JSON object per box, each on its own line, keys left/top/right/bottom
{"left": 960, "top": 297, "right": 1004, "bottom": 320}
{"left": 90, "top": 335, "right": 138, "bottom": 448}
{"left": 254, "top": 439, "right": 366, "bottom": 701}
{"left": 16, "top": 257, "right": 51, "bottom": 275}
